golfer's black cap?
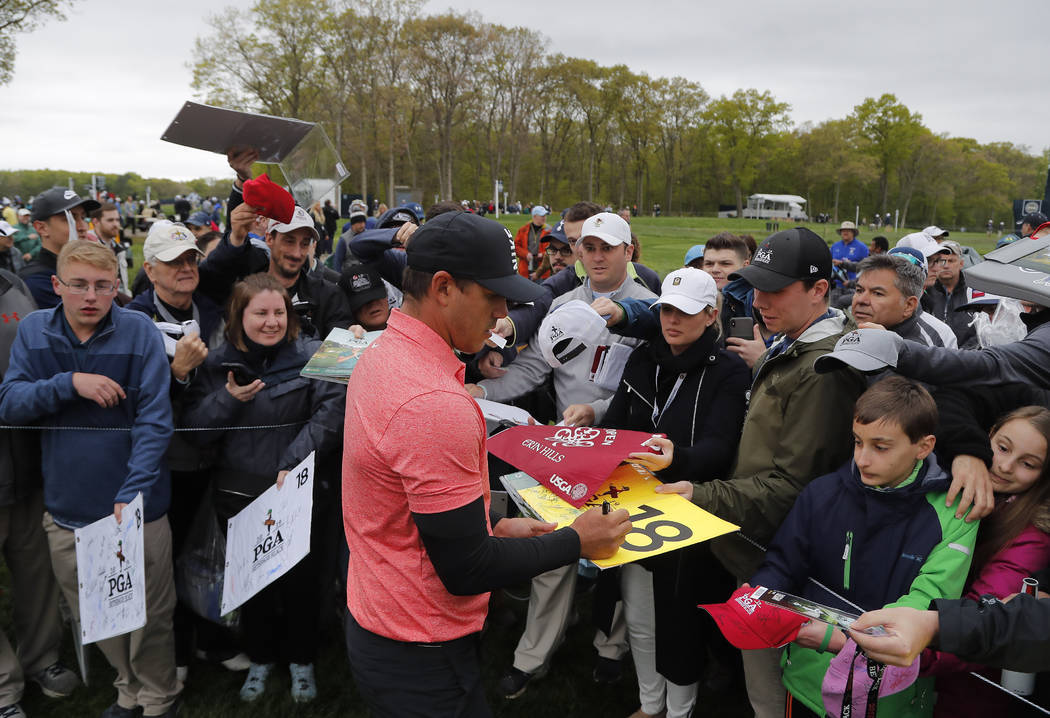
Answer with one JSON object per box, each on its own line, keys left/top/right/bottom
{"left": 30, "top": 187, "right": 100, "bottom": 222}
{"left": 407, "top": 211, "right": 544, "bottom": 303}
{"left": 729, "top": 227, "right": 832, "bottom": 292}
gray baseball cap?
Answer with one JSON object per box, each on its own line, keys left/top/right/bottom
{"left": 814, "top": 329, "right": 902, "bottom": 374}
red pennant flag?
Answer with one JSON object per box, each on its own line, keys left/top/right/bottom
{"left": 487, "top": 425, "right": 655, "bottom": 507}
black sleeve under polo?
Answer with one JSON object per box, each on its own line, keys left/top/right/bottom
{"left": 412, "top": 497, "right": 580, "bottom": 597}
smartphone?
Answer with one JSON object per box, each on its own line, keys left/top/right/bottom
{"left": 728, "top": 317, "right": 754, "bottom": 339}
{"left": 221, "top": 362, "right": 258, "bottom": 386}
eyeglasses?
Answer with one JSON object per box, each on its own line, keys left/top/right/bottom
{"left": 931, "top": 257, "right": 954, "bottom": 266}
{"left": 57, "top": 277, "right": 117, "bottom": 295}
{"left": 546, "top": 245, "right": 574, "bottom": 257}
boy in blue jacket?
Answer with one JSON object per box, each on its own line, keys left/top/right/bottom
{"left": 749, "top": 376, "right": 978, "bottom": 717}
{"left": 0, "top": 241, "right": 181, "bottom": 718}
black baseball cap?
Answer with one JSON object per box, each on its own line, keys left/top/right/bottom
{"left": 407, "top": 211, "right": 544, "bottom": 303}
{"left": 30, "top": 187, "right": 101, "bottom": 222}
{"left": 1019, "top": 212, "right": 1048, "bottom": 230}
{"left": 729, "top": 227, "right": 832, "bottom": 292}
{"left": 339, "top": 262, "right": 388, "bottom": 312}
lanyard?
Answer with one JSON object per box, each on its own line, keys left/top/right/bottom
{"left": 651, "top": 366, "right": 687, "bottom": 427}
{"left": 839, "top": 644, "right": 884, "bottom": 718}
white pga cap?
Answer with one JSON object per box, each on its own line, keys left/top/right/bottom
{"left": 143, "top": 221, "right": 204, "bottom": 263}
{"left": 652, "top": 267, "right": 718, "bottom": 315}
{"left": 536, "top": 299, "right": 608, "bottom": 368}
{"left": 579, "top": 212, "right": 631, "bottom": 247}
{"left": 0, "top": 221, "right": 15, "bottom": 238}
{"left": 922, "top": 225, "right": 949, "bottom": 239}
{"left": 895, "top": 232, "right": 948, "bottom": 259}
{"left": 267, "top": 206, "right": 319, "bottom": 241}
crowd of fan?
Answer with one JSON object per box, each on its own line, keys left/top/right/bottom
{"left": 0, "top": 147, "right": 1047, "bottom": 718}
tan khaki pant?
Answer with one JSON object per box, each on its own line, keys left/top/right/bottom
{"left": 0, "top": 491, "right": 62, "bottom": 705}
{"left": 513, "top": 563, "right": 627, "bottom": 674}
{"left": 737, "top": 579, "right": 786, "bottom": 718}
{"left": 43, "top": 512, "right": 180, "bottom": 716}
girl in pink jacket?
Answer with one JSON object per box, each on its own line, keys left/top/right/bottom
{"left": 923, "top": 406, "right": 1050, "bottom": 717}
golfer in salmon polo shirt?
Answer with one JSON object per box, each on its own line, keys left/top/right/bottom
{"left": 342, "top": 211, "right": 632, "bottom": 717}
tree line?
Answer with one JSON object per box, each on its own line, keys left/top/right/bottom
{"left": 4, "top": 0, "right": 1044, "bottom": 229}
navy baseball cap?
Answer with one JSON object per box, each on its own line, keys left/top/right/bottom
{"left": 30, "top": 188, "right": 100, "bottom": 222}
{"left": 730, "top": 227, "right": 832, "bottom": 292}
{"left": 545, "top": 219, "right": 570, "bottom": 246}
{"left": 407, "top": 211, "right": 544, "bottom": 304}
{"left": 187, "top": 210, "right": 212, "bottom": 227}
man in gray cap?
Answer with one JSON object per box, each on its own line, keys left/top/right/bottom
{"left": 21, "top": 188, "right": 100, "bottom": 308}
{"left": 922, "top": 240, "right": 977, "bottom": 348}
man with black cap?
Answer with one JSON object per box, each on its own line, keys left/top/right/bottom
{"left": 338, "top": 262, "right": 390, "bottom": 330}
{"left": 1018, "top": 211, "right": 1047, "bottom": 238}
{"left": 21, "top": 188, "right": 100, "bottom": 309}
{"left": 342, "top": 211, "right": 631, "bottom": 718}
{"left": 656, "top": 228, "right": 866, "bottom": 718}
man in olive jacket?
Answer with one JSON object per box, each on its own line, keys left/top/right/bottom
{"left": 682, "top": 229, "right": 866, "bottom": 718}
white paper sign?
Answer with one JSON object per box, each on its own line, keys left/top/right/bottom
{"left": 75, "top": 493, "right": 146, "bottom": 644}
{"left": 220, "top": 452, "right": 314, "bottom": 615}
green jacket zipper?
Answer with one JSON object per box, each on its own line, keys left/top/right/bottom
{"left": 843, "top": 530, "right": 854, "bottom": 590}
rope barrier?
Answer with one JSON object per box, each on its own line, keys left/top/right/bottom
{"left": 0, "top": 422, "right": 307, "bottom": 432}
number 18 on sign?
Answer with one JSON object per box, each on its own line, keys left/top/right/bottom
{"left": 221, "top": 452, "right": 315, "bottom": 615}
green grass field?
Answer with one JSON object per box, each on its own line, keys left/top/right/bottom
{"left": 489, "top": 214, "right": 1005, "bottom": 278}
{"left": 9, "top": 215, "right": 1005, "bottom": 716}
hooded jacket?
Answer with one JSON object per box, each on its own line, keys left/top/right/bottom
{"left": 0, "top": 304, "right": 172, "bottom": 527}
{"left": 691, "top": 309, "right": 868, "bottom": 579}
{"left": 751, "top": 455, "right": 979, "bottom": 717}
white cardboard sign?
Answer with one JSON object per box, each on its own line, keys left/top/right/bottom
{"left": 75, "top": 493, "right": 146, "bottom": 644}
{"left": 220, "top": 452, "right": 314, "bottom": 615}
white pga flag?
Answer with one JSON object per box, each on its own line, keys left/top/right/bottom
{"left": 75, "top": 493, "right": 146, "bottom": 644}
{"left": 221, "top": 452, "right": 314, "bottom": 615}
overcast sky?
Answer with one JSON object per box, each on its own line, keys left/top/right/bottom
{"left": 1, "top": 0, "right": 1046, "bottom": 182}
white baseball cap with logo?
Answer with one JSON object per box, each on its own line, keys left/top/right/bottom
{"left": 895, "top": 232, "right": 948, "bottom": 259}
{"left": 536, "top": 299, "right": 608, "bottom": 368}
{"left": 579, "top": 212, "right": 631, "bottom": 247}
{"left": 267, "top": 205, "right": 319, "bottom": 241}
{"left": 143, "top": 221, "right": 204, "bottom": 264}
{"left": 652, "top": 267, "right": 718, "bottom": 315}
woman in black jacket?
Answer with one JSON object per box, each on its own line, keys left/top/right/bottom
{"left": 602, "top": 267, "right": 749, "bottom": 718}
{"left": 183, "top": 273, "right": 345, "bottom": 705}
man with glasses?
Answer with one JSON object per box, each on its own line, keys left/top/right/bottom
{"left": 20, "top": 188, "right": 100, "bottom": 309}
{"left": 0, "top": 240, "right": 181, "bottom": 718}
{"left": 922, "top": 240, "right": 977, "bottom": 348}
